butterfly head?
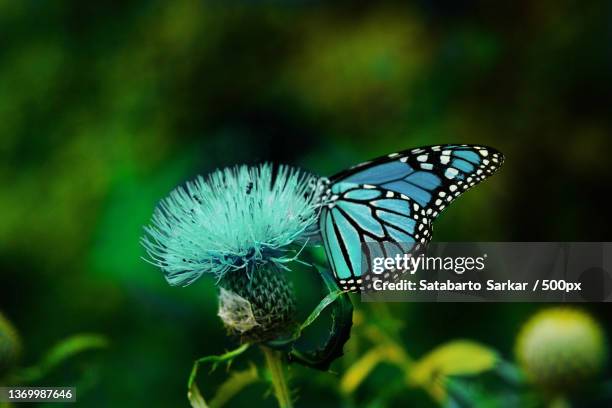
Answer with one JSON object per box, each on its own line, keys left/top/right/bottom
{"left": 306, "top": 176, "right": 332, "bottom": 205}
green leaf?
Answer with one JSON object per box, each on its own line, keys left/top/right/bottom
{"left": 340, "top": 345, "right": 390, "bottom": 394}
{"left": 187, "top": 344, "right": 252, "bottom": 408}
{"left": 209, "top": 365, "right": 259, "bottom": 408}
{"left": 188, "top": 383, "right": 210, "bottom": 408}
{"left": 493, "top": 360, "right": 525, "bottom": 386}
{"left": 42, "top": 334, "right": 108, "bottom": 369}
{"left": 264, "top": 289, "right": 345, "bottom": 352}
{"left": 300, "top": 289, "right": 344, "bottom": 330}
{"left": 444, "top": 376, "right": 534, "bottom": 408}
{"left": 287, "top": 265, "right": 353, "bottom": 371}
{"left": 188, "top": 343, "right": 250, "bottom": 393}
{"left": 444, "top": 377, "right": 480, "bottom": 408}
{"left": 410, "top": 340, "right": 498, "bottom": 387}
{"left": 340, "top": 329, "right": 411, "bottom": 395}
{"left": 13, "top": 334, "right": 108, "bottom": 383}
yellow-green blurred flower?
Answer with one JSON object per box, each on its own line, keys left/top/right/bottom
{"left": 515, "top": 307, "right": 607, "bottom": 391}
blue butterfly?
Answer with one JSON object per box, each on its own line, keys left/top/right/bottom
{"left": 316, "top": 144, "right": 504, "bottom": 291}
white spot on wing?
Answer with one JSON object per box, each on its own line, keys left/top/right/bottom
{"left": 420, "top": 163, "right": 433, "bottom": 170}
{"left": 444, "top": 168, "right": 459, "bottom": 179}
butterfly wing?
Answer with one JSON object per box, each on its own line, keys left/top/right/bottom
{"left": 319, "top": 184, "right": 427, "bottom": 290}
{"left": 320, "top": 144, "right": 504, "bottom": 290}
{"left": 330, "top": 144, "right": 504, "bottom": 218}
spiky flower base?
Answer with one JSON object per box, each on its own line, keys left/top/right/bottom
{"left": 218, "top": 267, "right": 296, "bottom": 343}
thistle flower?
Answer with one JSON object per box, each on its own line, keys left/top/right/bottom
{"left": 142, "top": 164, "right": 320, "bottom": 341}
{"left": 515, "top": 307, "right": 607, "bottom": 391}
{"left": 0, "top": 311, "right": 21, "bottom": 377}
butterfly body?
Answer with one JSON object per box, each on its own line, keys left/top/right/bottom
{"left": 317, "top": 144, "right": 504, "bottom": 291}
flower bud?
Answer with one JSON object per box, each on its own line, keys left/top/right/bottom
{"left": 515, "top": 307, "right": 607, "bottom": 391}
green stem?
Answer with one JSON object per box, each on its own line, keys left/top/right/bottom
{"left": 261, "top": 346, "right": 293, "bottom": 408}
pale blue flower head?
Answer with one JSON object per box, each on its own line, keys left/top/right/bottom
{"left": 142, "top": 164, "right": 319, "bottom": 286}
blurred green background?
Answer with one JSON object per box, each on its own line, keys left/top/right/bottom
{"left": 1, "top": 1, "right": 612, "bottom": 406}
